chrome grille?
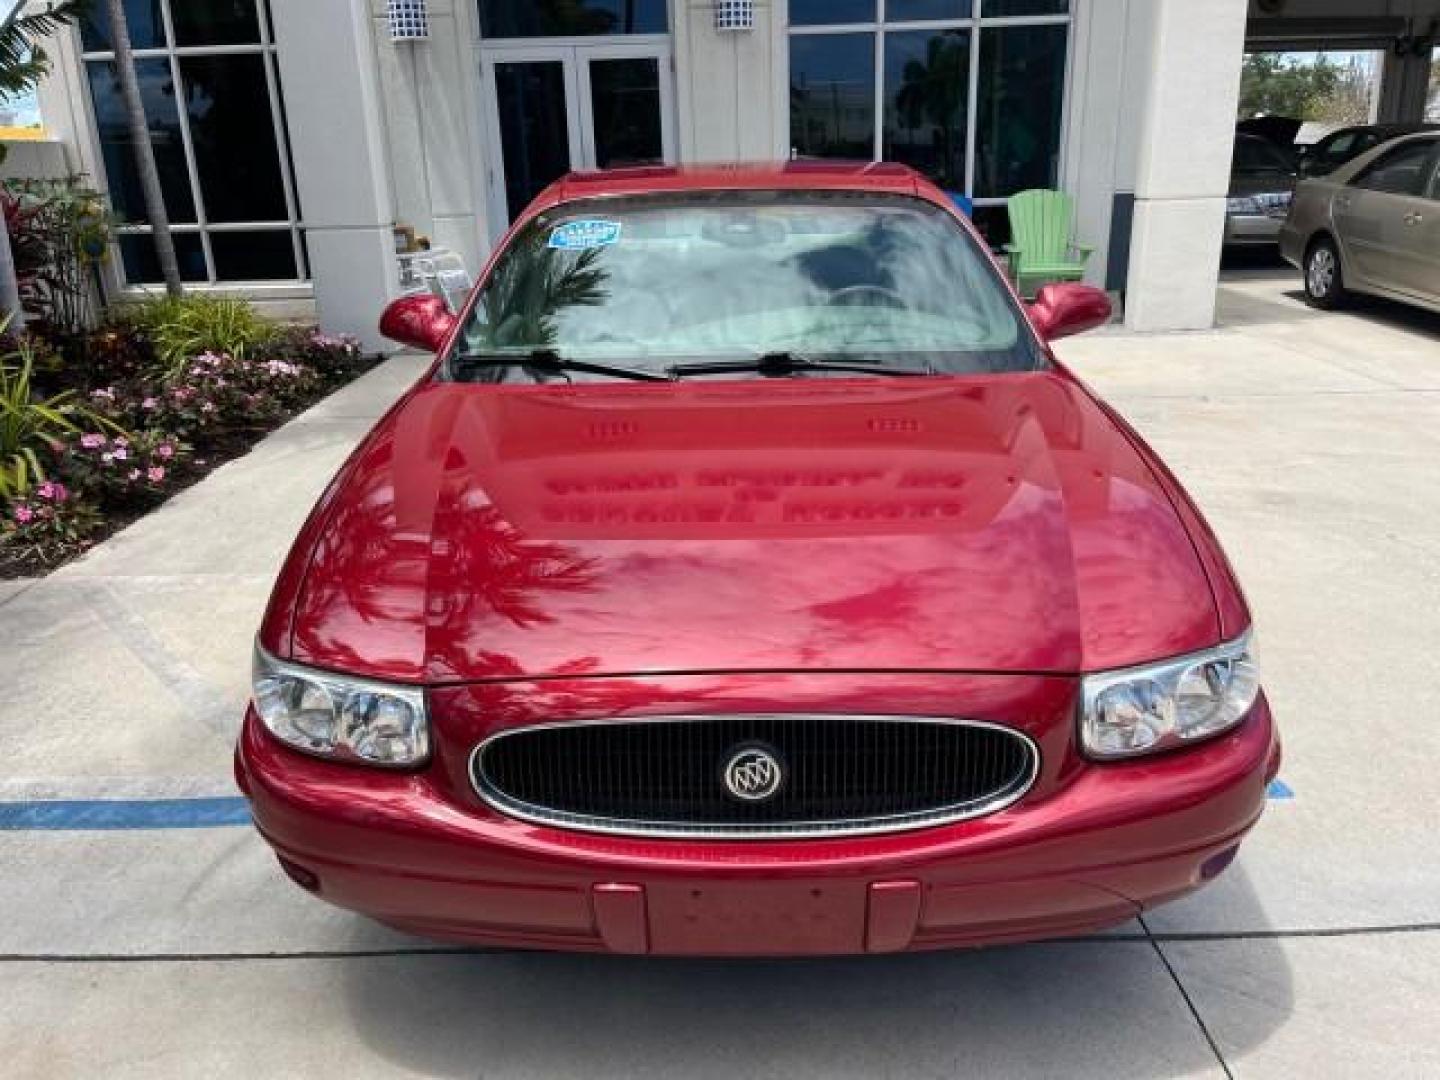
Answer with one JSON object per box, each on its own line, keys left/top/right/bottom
{"left": 471, "top": 715, "right": 1038, "bottom": 839}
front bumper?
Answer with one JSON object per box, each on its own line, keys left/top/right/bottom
{"left": 236, "top": 697, "right": 1279, "bottom": 956}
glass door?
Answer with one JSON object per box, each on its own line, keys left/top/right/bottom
{"left": 576, "top": 45, "right": 673, "bottom": 171}
{"left": 483, "top": 47, "right": 585, "bottom": 226}
{"left": 482, "top": 42, "right": 674, "bottom": 234}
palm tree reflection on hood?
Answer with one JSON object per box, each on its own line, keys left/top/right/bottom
{"left": 298, "top": 465, "right": 600, "bottom": 678}
{"left": 430, "top": 503, "right": 599, "bottom": 630}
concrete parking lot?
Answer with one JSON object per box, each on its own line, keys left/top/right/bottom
{"left": 4, "top": 267, "right": 1440, "bottom": 1078}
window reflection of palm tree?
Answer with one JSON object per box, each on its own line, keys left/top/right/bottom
{"left": 894, "top": 35, "right": 968, "bottom": 191}
{"left": 468, "top": 234, "right": 610, "bottom": 351}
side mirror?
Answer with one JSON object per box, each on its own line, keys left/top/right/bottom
{"left": 1028, "top": 283, "right": 1112, "bottom": 342}
{"left": 379, "top": 294, "right": 458, "bottom": 353}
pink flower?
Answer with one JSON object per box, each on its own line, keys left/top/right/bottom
{"left": 141, "top": 397, "right": 158, "bottom": 410}
{"left": 156, "top": 443, "right": 175, "bottom": 461}
{"left": 13, "top": 505, "right": 34, "bottom": 524}
{"left": 80, "top": 433, "right": 106, "bottom": 450}
{"left": 36, "top": 481, "right": 68, "bottom": 503}
{"left": 113, "top": 447, "right": 129, "bottom": 461}
{"left": 147, "top": 466, "right": 166, "bottom": 483}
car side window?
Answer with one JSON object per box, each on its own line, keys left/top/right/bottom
{"left": 1351, "top": 141, "right": 1437, "bottom": 196}
{"left": 1321, "top": 132, "right": 1357, "bottom": 163}
{"left": 1423, "top": 147, "right": 1440, "bottom": 201}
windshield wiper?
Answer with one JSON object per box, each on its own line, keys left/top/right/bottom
{"left": 452, "top": 349, "right": 671, "bottom": 383}
{"left": 668, "top": 352, "right": 933, "bottom": 379}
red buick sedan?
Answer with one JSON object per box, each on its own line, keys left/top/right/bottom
{"left": 235, "top": 163, "right": 1279, "bottom": 955}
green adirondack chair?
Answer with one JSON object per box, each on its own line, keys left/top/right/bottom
{"left": 1004, "top": 189, "right": 1093, "bottom": 297}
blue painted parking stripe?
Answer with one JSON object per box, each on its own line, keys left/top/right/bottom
{"left": 1266, "top": 779, "right": 1294, "bottom": 800}
{"left": 0, "top": 797, "right": 251, "bottom": 831}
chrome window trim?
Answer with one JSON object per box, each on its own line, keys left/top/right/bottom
{"left": 469, "top": 714, "right": 1040, "bottom": 840}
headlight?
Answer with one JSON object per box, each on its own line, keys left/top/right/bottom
{"left": 252, "top": 646, "right": 429, "bottom": 767}
{"left": 1079, "top": 633, "right": 1260, "bottom": 760}
{"left": 1226, "top": 196, "right": 1261, "bottom": 214}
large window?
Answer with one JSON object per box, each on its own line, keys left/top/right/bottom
{"left": 789, "top": 0, "right": 1070, "bottom": 244}
{"left": 81, "top": 0, "right": 306, "bottom": 286}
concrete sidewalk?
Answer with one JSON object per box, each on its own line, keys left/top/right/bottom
{"left": 4, "top": 273, "right": 1440, "bottom": 1077}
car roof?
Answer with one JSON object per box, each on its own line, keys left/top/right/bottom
{"left": 530, "top": 161, "right": 932, "bottom": 214}
{"left": 1325, "top": 122, "right": 1440, "bottom": 138}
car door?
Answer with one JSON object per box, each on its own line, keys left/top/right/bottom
{"left": 1391, "top": 142, "right": 1440, "bottom": 304}
{"left": 1332, "top": 139, "right": 1437, "bottom": 293}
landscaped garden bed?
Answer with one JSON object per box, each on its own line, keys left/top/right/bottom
{"left": 0, "top": 299, "right": 374, "bottom": 578}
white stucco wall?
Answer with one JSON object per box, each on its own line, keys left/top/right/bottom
{"left": 1124, "top": 0, "right": 1249, "bottom": 331}
{"left": 368, "top": 0, "right": 490, "bottom": 280}
{"left": 270, "top": 0, "right": 397, "bottom": 351}
{"left": 673, "top": 0, "right": 785, "bottom": 162}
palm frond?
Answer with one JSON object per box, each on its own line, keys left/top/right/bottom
{"left": 0, "top": 1, "right": 89, "bottom": 101}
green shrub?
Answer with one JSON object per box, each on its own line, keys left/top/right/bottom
{"left": 117, "top": 296, "right": 277, "bottom": 382}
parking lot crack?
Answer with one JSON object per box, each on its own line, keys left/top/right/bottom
{"left": 1140, "top": 914, "right": 1234, "bottom": 1079}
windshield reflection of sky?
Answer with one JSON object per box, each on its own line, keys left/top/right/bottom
{"left": 462, "top": 197, "right": 1028, "bottom": 373}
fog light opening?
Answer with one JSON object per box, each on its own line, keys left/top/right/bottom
{"left": 1199, "top": 845, "right": 1239, "bottom": 882}
{"left": 277, "top": 855, "right": 321, "bottom": 893}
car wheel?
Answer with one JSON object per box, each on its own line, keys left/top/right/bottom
{"left": 1303, "top": 238, "right": 1345, "bottom": 310}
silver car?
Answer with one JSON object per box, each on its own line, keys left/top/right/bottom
{"left": 1280, "top": 131, "right": 1440, "bottom": 313}
{"left": 1225, "top": 134, "right": 1298, "bottom": 247}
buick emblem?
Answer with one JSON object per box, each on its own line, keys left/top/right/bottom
{"left": 722, "top": 744, "right": 784, "bottom": 802}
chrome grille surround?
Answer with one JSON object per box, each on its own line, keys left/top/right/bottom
{"left": 469, "top": 715, "right": 1040, "bottom": 840}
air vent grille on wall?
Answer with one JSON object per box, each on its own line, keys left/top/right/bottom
{"left": 715, "top": 0, "right": 755, "bottom": 32}
{"left": 387, "top": 0, "right": 430, "bottom": 41}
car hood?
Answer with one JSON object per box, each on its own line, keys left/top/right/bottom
{"left": 289, "top": 374, "right": 1219, "bottom": 682}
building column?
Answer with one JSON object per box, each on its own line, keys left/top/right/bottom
{"left": 1379, "top": 44, "right": 1435, "bottom": 125}
{"left": 674, "top": 0, "right": 785, "bottom": 162}
{"left": 371, "top": 0, "right": 490, "bottom": 279}
{"left": 1123, "top": 0, "right": 1248, "bottom": 332}
{"left": 270, "top": 0, "right": 397, "bottom": 351}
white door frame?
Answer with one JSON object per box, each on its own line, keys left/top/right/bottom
{"left": 479, "top": 45, "right": 586, "bottom": 236}
{"left": 479, "top": 37, "right": 675, "bottom": 242}
{"left": 573, "top": 40, "right": 678, "bottom": 171}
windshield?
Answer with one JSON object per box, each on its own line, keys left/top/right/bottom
{"left": 444, "top": 191, "right": 1042, "bottom": 381}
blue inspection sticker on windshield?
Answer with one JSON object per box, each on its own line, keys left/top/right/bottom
{"left": 548, "top": 219, "right": 623, "bottom": 251}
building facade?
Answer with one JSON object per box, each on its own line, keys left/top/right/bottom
{"left": 29, "top": 0, "right": 1440, "bottom": 346}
